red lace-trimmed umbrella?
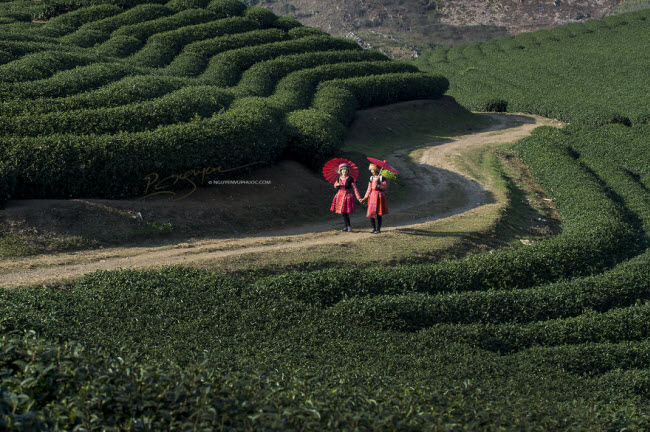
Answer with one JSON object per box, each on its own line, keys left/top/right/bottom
{"left": 367, "top": 157, "right": 400, "bottom": 174}
{"left": 322, "top": 158, "right": 359, "bottom": 184}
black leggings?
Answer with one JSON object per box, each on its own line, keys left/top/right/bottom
{"left": 342, "top": 213, "right": 351, "bottom": 226}
{"left": 370, "top": 215, "right": 382, "bottom": 230}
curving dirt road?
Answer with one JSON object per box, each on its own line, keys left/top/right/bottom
{"left": 0, "top": 112, "right": 562, "bottom": 288}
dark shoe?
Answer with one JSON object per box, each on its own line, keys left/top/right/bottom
{"left": 371, "top": 229, "right": 378, "bottom": 234}
{"left": 341, "top": 227, "right": 348, "bottom": 231}
{"left": 375, "top": 230, "right": 382, "bottom": 234}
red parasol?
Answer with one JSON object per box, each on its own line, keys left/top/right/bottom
{"left": 367, "top": 157, "right": 400, "bottom": 174}
{"left": 322, "top": 158, "right": 359, "bottom": 184}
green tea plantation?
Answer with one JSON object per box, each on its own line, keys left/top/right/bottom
{"left": 2, "top": 1, "right": 650, "bottom": 430}
{"left": 0, "top": 0, "right": 448, "bottom": 203}
{"left": 415, "top": 9, "right": 650, "bottom": 127}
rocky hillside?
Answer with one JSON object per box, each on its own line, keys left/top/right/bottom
{"left": 259, "top": 0, "right": 624, "bottom": 58}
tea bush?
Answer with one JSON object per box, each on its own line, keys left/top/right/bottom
{"left": 199, "top": 35, "right": 359, "bottom": 86}
{"left": 2, "top": 62, "right": 143, "bottom": 98}
{"left": 0, "top": 1, "right": 447, "bottom": 206}
{"left": 415, "top": 9, "right": 650, "bottom": 126}
{"left": 236, "top": 49, "right": 388, "bottom": 96}
{"left": 2, "top": 97, "right": 284, "bottom": 198}
{"left": 111, "top": 8, "right": 216, "bottom": 41}
{"left": 162, "top": 28, "right": 286, "bottom": 76}
{"left": 0, "top": 74, "right": 190, "bottom": 115}
{"left": 38, "top": 4, "right": 121, "bottom": 36}
{"left": 60, "top": 3, "right": 173, "bottom": 46}
{"left": 0, "top": 85, "right": 234, "bottom": 136}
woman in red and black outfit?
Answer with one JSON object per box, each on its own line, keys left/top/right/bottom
{"left": 330, "top": 163, "right": 362, "bottom": 232}
{"left": 360, "top": 163, "right": 389, "bottom": 233}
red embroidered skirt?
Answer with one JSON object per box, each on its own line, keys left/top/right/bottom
{"left": 330, "top": 189, "right": 356, "bottom": 214}
{"left": 366, "top": 190, "right": 388, "bottom": 218}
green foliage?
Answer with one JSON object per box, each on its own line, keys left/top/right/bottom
{"left": 0, "top": 48, "right": 12, "bottom": 64}
{"left": 165, "top": 0, "right": 213, "bottom": 12}
{"left": 39, "top": 4, "right": 122, "bottom": 36}
{"left": 0, "top": 1, "right": 448, "bottom": 206}
{"left": 0, "top": 85, "right": 235, "bottom": 136}
{"left": 0, "top": 160, "right": 17, "bottom": 209}
{"left": 415, "top": 9, "right": 650, "bottom": 126}
{"left": 310, "top": 85, "right": 358, "bottom": 125}
{"left": 0, "top": 75, "right": 189, "bottom": 115}
{"left": 112, "top": 8, "right": 217, "bottom": 41}
{"left": 274, "top": 15, "right": 302, "bottom": 31}
{"left": 162, "top": 28, "right": 287, "bottom": 76}
{"left": 243, "top": 5, "right": 276, "bottom": 28}
{"left": 329, "top": 250, "right": 650, "bottom": 332}
{"left": 36, "top": 0, "right": 166, "bottom": 20}
{"left": 206, "top": 0, "right": 246, "bottom": 17}
{"left": 1, "top": 62, "right": 144, "bottom": 98}
{"left": 60, "top": 4, "right": 173, "bottom": 46}
{"left": 284, "top": 109, "right": 346, "bottom": 169}
{"left": 141, "top": 15, "right": 257, "bottom": 51}
{"left": 0, "top": 1, "right": 41, "bottom": 22}
{"left": 1, "top": 257, "right": 650, "bottom": 428}
{"left": 236, "top": 49, "right": 388, "bottom": 97}
{"left": 182, "top": 27, "right": 285, "bottom": 57}
{"left": 92, "top": 34, "right": 142, "bottom": 57}
{"left": 0, "top": 50, "right": 100, "bottom": 82}
{"left": 269, "top": 60, "right": 419, "bottom": 112}
{"left": 287, "top": 26, "right": 327, "bottom": 38}
{"left": 317, "top": 72, "right": 449, "bottom": 111}
{"left": 3, "top": 97, "right": 284, "bottom": 198}
{"left": 199, "top": 35, "right": 360, "bottom": 86}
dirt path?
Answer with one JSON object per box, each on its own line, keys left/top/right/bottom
{"left": 0, "top": 112, "right": 561, "bottom": 288}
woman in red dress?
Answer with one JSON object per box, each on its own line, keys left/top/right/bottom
{"left": 330, "top": 163, "right": 362, "bottom": 232}
{"left": 360, "top": 163, "right": 389, "bottom": 233}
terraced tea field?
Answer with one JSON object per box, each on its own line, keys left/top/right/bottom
{"left": 2, "top": 1, "right": 650, "bottom": 430}
{"left": 415, "top": 8, "right": 650, "bottom": 127}
{"left": 0, "top": 0, "right": 447, "bottom": 204}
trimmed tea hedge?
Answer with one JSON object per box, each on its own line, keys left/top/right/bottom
{"left": 2, "top": 62, "right": 143, "bottom": 98}
{"left": 2, "top": 97, "right": 284, "bottom": 198}
{"left": 0, "top": 0, "right": 449, "bottom": 204}
{"left": 0, "top": 50, "right": 101, "bottom": 83}
{"left": 198, "top": 35, "right": 360, "bottom": 86}
{"left": 424, "top": 298, "right": 650, "bottom": 353}
{"left": 60, "top": 4, "right": 173, "bottom": 47}
{"left": 315, "top": 72, "right": 449, "bottom": 124}
{"left": 268, "top": 61, "right": 420, "bottom": 112}
{"left": 236, "top": 49, "right": 389, "bottom": 97}
{"left": 162, "top": 28, "right": 286, "bottom": 76}
{"left": 284, "top": 108, "right": 346, "bottom": 169}
{"left": 415, "top": 9, "right": 650, "bottom": 126}
{"left": 38, "top": 4, "right": 122, "bottom": 37}
{"left": 327, "top": 250, "right": 650, "bottom": 331}
{"left": 182, "top": 27, "right": 285, "bottom": 57}
{"left": 206, "top": 0, "right": 246, "bottom": 17}
{"left": 0, "top": 85, "right": 235, "bottom": 136}
{"left": 124, "top": 16, "right": 258, "bottom": 67}
{"left": 166, "top": 0, "right": 212, "bottom": 12}
{"left": 111, "top": 8, "right": 216, "bottom": 41}
{"left": 92, "top": 34, "right": 142, "bottom": 57}
{"left": 35, "top": 0, "right": 167, "bottom": 20}
{"left": 0, "top": 74, "right": 190, "bottom": 115}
